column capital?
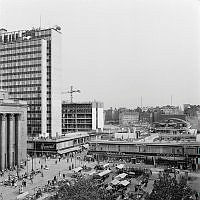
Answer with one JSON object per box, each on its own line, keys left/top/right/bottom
{"left": 9, "top": 114, "right": 15, "bottom": 121}
{"left": 2, "top": 113, "right": 7, "bottom": 121}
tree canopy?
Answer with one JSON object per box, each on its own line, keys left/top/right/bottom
{"left": 146, "top": 172, "right": 193, "bottom": 200}
{"left": 50, "top": 176, "right": 116, "bottom": 200}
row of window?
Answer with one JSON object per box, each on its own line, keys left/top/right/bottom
{"left": 0, "top": 50, "right": 42, "bottom": 57}
{"left": 3, "top": 72, "right": 41, "bottom": 80}
{"left": 1, "top": 53, "right": 42, "bottom": 61}
{"left": 0, "top": 60, "right": 42, "bottom": 68}
{"left": 3, "top": 79, "right": 41, "bottom": 86}
{"left": 0, "top": 57, "right": 42, "bottom": 63}
{"left": 0, "top": 43, "right": 42, "bottom": 51}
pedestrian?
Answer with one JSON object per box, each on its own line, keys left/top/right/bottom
{"left": 195, "top": 192, "right": 198, "bottom": 200}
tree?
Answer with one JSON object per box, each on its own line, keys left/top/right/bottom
{"left": 146, "top": 172, "right": 193, "bottom": 200}
{"left": 50, "top": 176, "right": 116, "bottom": 200}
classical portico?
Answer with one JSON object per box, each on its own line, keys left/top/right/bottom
{"left": 0, "top": 90, "right": 27, "bottom": 171}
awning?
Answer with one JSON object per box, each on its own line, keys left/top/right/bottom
{"left": 116, "top": 164, "right": 125, "bottom": 169}
{"left": 98, "top": 169, "right": 111, "bottom": 177}
{"left": 120, "top": 180, "right": 130, "bottom": 186}
{"left": 37, "top": 194, "right": 51, "bottom": 200}
{"left": 58, "top": 146, "right": 81, "bottom": 154}
{"left": 103, "top": 163, "right": 110, "bottom": 168}
{"left": 160, "top": 156, "right": 186, "bottom": 161}
{"left": 106, "top": 185, "right": 113, "bottom": 190}
{"left": 73, "top": 167, "right": 83, "bottom": 173}
{"left": 110, "top": 179, "right": 120, "bottom": 185}
{"left": 83, "top": 144, "right": 89, "bottom": 149}
{"left": 115, "top": 173, "right": 127, "bottom": 180}
{"left": 16, "top": 192, "right": 29, "bottom": 200}
{"left": 89, "top": 171, "right": 96, "bottom": 176}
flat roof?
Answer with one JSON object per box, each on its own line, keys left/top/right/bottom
{"left": 28, "top": 132, "right": 89, "bottom": 143}
{"left": 89, "top": 140, "right": 200, "bottom": 146}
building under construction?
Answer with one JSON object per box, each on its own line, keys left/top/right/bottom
{"left": 62, "top": 101, "right": 104, "bottom": 133}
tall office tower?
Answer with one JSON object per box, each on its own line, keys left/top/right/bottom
{"left": 0, "top": 27, "right": 62, "bottom": 138}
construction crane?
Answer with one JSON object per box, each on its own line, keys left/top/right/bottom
{"left": 62, "top": 86, "right": 81, "bottom": 103}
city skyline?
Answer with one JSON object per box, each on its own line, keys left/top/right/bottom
{"left": 1, "top": 0, "right": 200, "bottom": 109}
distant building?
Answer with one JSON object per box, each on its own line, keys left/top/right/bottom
{"left": 104, "top": 107, "right": 119, "bottom": 124}
{"left": 0, "top": 27, "right": 62, "bottom": 138}
{"left": 151, "top": 107, "right": 186, "bottom": 123}
{"left": 62, "top": 102, "right": 104, "bottom": 133}
{"left": 160, "top": 105, "right": 183, "bottom": 115}
{"left": 0, "top": 90, "right": 27, "bottom": 170}
{"left": 119, "top": 109, "right": 139, "bottom": 126}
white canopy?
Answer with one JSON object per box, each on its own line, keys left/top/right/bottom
{"left": 103, "top": 163, "right": 110, "bottom": 168}
{"left": 116, "top": 164, "right": 125, "bottom": 169}
{"left": 98, "top": 169, "right": 111, "bottom": 177}
{"left": 73, "top": 167, "right": 83, "bottom": 173}
{"left": 89, "top": 171, "right": 96, "bottom": 176}
{"left": 120, "top": 180, "right": 130, "bottom": 186}
{"left": 110, "top": 179, "right": 120, "bottom": 185}
{"left": 106, "top": 185, "right": 113, "bottom": 190}
{"left": 115, "top": 173, "right": 127, "bottom": 180}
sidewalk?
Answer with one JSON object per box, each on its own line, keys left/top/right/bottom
{"left": 0, "top": 152, "right": 95, "bottom": 200}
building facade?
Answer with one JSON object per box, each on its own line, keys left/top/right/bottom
{"left": 0, "top": 27, "right": 62, "bottom": 138}
{"left": 0, "top": 90, "right": 27, "bottom": 170}
{"left": 62, "top": 102, "right": 104, "bottom": 133}
{"left": 119, "top": 110, "right": 139, "bottom": 126}
{"left": 89, "top": 140, "right": 200, "bottom": 169}
{"left": 27, "top": 132, "right": 89, "bottom": 156}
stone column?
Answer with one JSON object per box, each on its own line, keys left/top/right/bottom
{"left": 9, "top": 114, "right": 15, "bottom": 168}
{"left": 15, "top": 114, "right": 20, "bottom": 167}
{"left": 1, "top": 114, "right": 7, "bottom": 170}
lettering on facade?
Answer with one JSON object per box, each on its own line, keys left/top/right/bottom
{"left": 41, "top": 143, "right": 56, "bottom": 150}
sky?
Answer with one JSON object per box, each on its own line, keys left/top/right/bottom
{"left": 0, "top": 0, "right": 200, "bottom": 109}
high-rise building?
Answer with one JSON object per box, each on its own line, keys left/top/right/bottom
{"left": 62, "top": 102, "right": 104, "bottom": 133}
{"left": 0, "top": 27, "right": 62, "bottom": 138}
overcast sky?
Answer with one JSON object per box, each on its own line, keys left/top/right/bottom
{"left": 0, "top": 0, "right": 200, "bottom": 109}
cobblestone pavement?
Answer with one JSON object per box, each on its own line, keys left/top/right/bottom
{"left": 1, "top": 156, "right": 199, "bottom": 200}
{"left": 0, "top": 151, "right": 95, "bottom": 200}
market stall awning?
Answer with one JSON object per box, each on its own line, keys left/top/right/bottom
{"left": 115, "top": 173, "right": 127, "bottom": 180}
{"left": 73, "top": 167, "right": 83, "bottom": 173}
{"left": 83, "top": 144, "right": 89, "bottom": 149}
{"left": 110, "top": 179, "right": 120, "bottom": 185}
{"left": 120, "top": 180, "right": 130, "bottom": 186}
{"left": 98, "top": 169, "right": 111, "bottom": 177}
{"left": 103, "top": 163, "right": 110, "bottom": 168}
{"left": 106, "top": 185, "right": 113, "bottom": 190}
{"left": 89, "top": 171, "right": 96, "bottom": 176}
{"left": 116, "top": 164, "right": 125, "bottom": 169}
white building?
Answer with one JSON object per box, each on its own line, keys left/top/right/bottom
{"left": 0, "top": 27, "right": 62, "bottom": 138}
{"left": 62, "top": 101, "right": 104, "bottom": 133}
